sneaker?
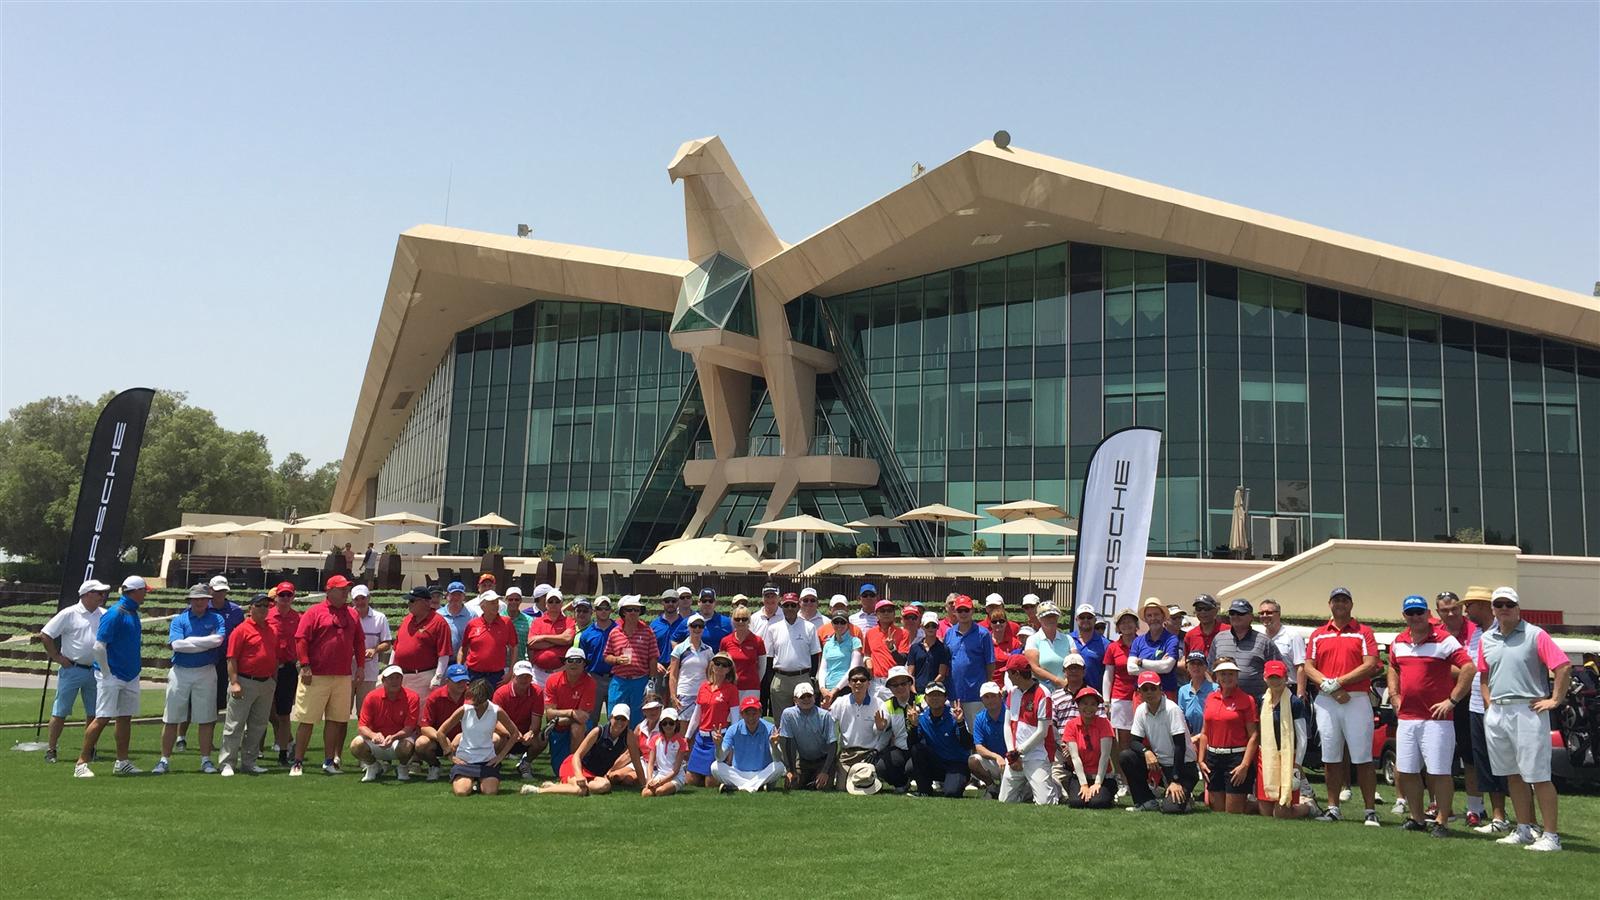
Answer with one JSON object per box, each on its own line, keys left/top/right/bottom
{"left": 1466, "top": 811, "right": 1484, "bottom": 828}
{"left": 1338, "top": 787, "right": 1351, "bottom": 802}
{"left": 289, "top": 761, "right": 304, "bottom": 777}
{"left": 1315, "top": 806, "right": 1343, "bottom": 823}
{"left": 245, "top": 764, "right": 269, "bottom": 775}
{"left": 361, "top": 763, "right": 383, "bottom": 783}
{"left": 278, "top": 749, "right": 289, "bottom": 767}
{"left": 112, "top": 759, "right": 141, "bottom": 775}
{"left": 1430, "top": 824, "right": 1449, "bottom": 839}
{"left": 1475, "top": 818, "right": 1511, "bottom": 835}
{"left": 519, "top": 784, "right": 540, "bottom": 795}
{"left": 1364, "top": 811, "right": 1381, "bottom": 827}
{"left": 73, "top": 762, "right": 94, "bottom": 778}
{"left": 174, "top": 736, "right": 187, "bottom": 753}
{"left": 1401, "top": 819, "right": 1428, "bottom": 833}
{"left": 396, "top": 765, "right": 410, "bottom": 782}
{"left": 1115, "top": 783, "right": 1129, "bottom": 799}
{"left": 1126, "top": 799, "right": 1161, "bottom": 813}
{"left": 719, "top": 784, "right": 735, "bottom": 794}
{"left": 1496, "top": 826, "right": 1536, "bottom": 846}
{"left": 517, "top": 757, "right": 533, "bottom": 780}
{"left": 200, "top": 759, "right": 217, "bottom": 774}
{"left": 151, "top": 759, "right": 170, "bottom": 775}
{"left": 44, "top": 748, "right": 57, "bottom": 763}
{"left": 1391, "top": 799, "right": 1409, "bottom": 816}
{"left": 1526, "top": 833, "right": 1562, "bottom": 852}
{"left": 426, "top": 766, "right": 442, "bottom": 782}
{"left": 220, "top": 764, "right": 235, "bottom": 778}
{"left": 322, "top": 761, "right": 343, "bottom": 776}
{"left": 271, "top": 743, "right": 282, "bottom": 753}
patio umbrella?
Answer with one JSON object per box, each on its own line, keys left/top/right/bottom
{"left": 385, "top": 530, "right": 449, "bottom": 548}
{"left": 442, "top": 513, "right": 518, "bottom": 552}
{"left": 976, "top": 518, "right": 1078, "bottom": 580}
{"left": 145, "top": 525, "right": 196, "bottom": 583}
{"left": 294, "top": 511, "right": 370, "bottom": 528}
{"left": 896, "top": 503, "right": 980, "bottom": 557}
{"left": 1229, "top": 486, "right": 1251, "bottom": 559}
{"left": 365, "top": 511, "right": 445, "bottom": 528}
{"left": 845, "top": 515, "right": 904, "bottom": 556}
{"left": 284, "top": 518, "right": 360, "bottom": 552}
{"left": 985, "top": 499, "right": 1068, "bottom": 520}
{"left": 235, "top": 518, "right": 289, "bottom": 558}
{"left": 188, "top": 521, "right": 248, "bottom": 571}
{"left": 642, "top": 534, "right": 764, "bottom": 570}
{"left": 752, "top": 515, "right": 857, "bottom": 569}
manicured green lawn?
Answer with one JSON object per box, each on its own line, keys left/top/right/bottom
{"left": 0, "top": 686, "right": 163, "bottom": 725}
{"left": 0, "top": 721, "right": 1594, "bottom": 897}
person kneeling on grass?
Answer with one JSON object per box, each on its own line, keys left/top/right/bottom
{"left": 350, "top": 665, "right": 420, "bottom": 783}
{"left": 1120, "top": 671, "right": 1197, "bottom": 814}
{"left": 712, "top": 697, "right": 785, "bottom": 792}
{"left": 967, "top": 681, "right": 1008, "bottom": 797}
{"left": 1257, "top": 660, "right": 1318, "bottom": 819}
{"left": 911, "top": 682, "right": 972, "bottom": 797}
{"left": 434, "top": 678, "right": 517, "bottom": 796}
{"left": 1196, "top": 659, "right": 1258, "bottom": 814}
{"left": 641, "top": 708, "right": 688, "bottom": 797}
{"left": 777, "top": 682, "right": 838, "bottom": 791}
{"left": 1061, "top": 687, "right": 1116, "bottom": 808}
{"left": 527, "top": 705, "right": 643, "bottom": 796}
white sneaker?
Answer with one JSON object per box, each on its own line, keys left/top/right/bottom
{"left": 288, "top": 762, "right": 303, "bottom": 777}
{"left": 396, "top": 765, "right": 410, "bottom": 782}
{"left": 151, "top": 759, "right": 170, "bottom": 775}
{"left": 74, "top": 762, "right": 95, "bottom": 778}
{"left": 1497, "top": 826, "right": 1537, "bottom": 846}
{"left": 113, "top": 759, "right": 141, "bottom": 775}
{"left": 361, "top": 763, "right": 383, "bottom": 783}
{"left": 1339, "top": 787, "right": 1352, "bottom": 802}
{"left": 1114, "top": 783, "right": 1128, "bottom": 800}
{"left": 322, "top": 761, "right": 343, "bottom": 776}
{"left": 1475, "top": 818, "right": 1511, "bottom": 835}
{"left": 426, "top": 765, "right": 442, "bottom": 782}
{"left": 1526, "top": 833, "right": 1562, "bottom": 852}
{"left": 519, "top": 784, "right": 540, "bottom": 795}
{"left": 174, "top": 736, "right": 187, "bottom": 753}
{"left": 1391, "top": 799, "right": 1408, "bottom": 815}
{"left": 220, "top": 764, "right": 235, "bottom": 778}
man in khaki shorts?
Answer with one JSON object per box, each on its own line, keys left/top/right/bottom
{"left": 289, "top": 575, "right": 364, "bottom": 776}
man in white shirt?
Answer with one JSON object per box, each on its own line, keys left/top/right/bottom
{"left": 350, "top": 585, "right": 393, "bottom": 714}
{"left": 832, "top": 665, "right": 880, "bottom": 790}
{"left": 765, "top": 593, "right": 821, "bottom": 720}
{"left": 748, "top": 584, "right": 783, "bottom": 635}
{"left": 797, "top": 587, "right": 827, "bottom": 632}
{"left": 1121, "top": 671, "right": 1197, "bottom": 813}
{"left": 1259, "top": 598, "right": 1307, "bottom": 696}
{"left": 849, "top": 584, "right": 880, "bottom": 635}
{"left": 38, "top": 579, "right": 110, "bottom": 762}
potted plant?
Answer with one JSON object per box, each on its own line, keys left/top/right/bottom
{"left": 377, "top": 543, "right": 403, "bottom": 590}
{"left": 855, "top": 542, "right": 873, "bottom": 559}
{"left": 480, "top": 544, "right": 506, "bottom": 590}
{"left": 971, "top": 537, "right": 988, "bottom": 556}
{"left": 560, "top": 543, "right": 598, "bottom": 595}
{"left": 535, "top": 543, "right": 558, "bottom": 586}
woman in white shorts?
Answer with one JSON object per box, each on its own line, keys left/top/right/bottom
{"left": 641, "top": 708, "right": 688, "bottom": 797}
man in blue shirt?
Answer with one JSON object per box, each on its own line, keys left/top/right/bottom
{"left": 711, "top": 697, "right": 784, "bottom": 792}
{"left": 1129, "top": 597, "right": 1182, "bottom": 696}
{"left": 155, "top": 584, "right": 228, "bottom": 774}
{"left": 438, "top": 582, "right": 476, "bottom": 655}
{"left": 695, "top": 589, "right": 733, "bottom": 650}
{"left": 650, "top": 591, "right": 688, "bottom": 697}
{"left": 912, "top": 683, "right": 973, "bottom": 797}
{"left": 175, "top": 575, "right": 246, "bottom": 753}
{"left": 578, "top": 597, "right": 616, "bottom": 718}
{"left": 943, "top": 596, "right": 994, "bottom": 718}
{"left": 966, "top": 681, "right": 1008, "bottom": 796}
{"left": 1069, "top": 603, "right": 1111, "bottom": 694}
{"left": 75, "top": 575, "right": 149, "bottom": 777}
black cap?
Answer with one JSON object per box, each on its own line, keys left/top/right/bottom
{"left": 428, "top": 585, "right": 445, "bottom": 596}
{"left": 1193, "top": 594, "right": 1218, "bottom": 610}
{"left": 409, "top": 586, "right": 433, "bottom": 602}
{"left": 699, "top": 588, "right": 716, "bottom": 599}
{"left": 1228, "top": 598, "right": 1253, "bottom": 615}
{"left": 761, "top": 583, "right": 780, "bottom": 595}
{"left": 249, "top": 592, "right": 271, "bottom": 606}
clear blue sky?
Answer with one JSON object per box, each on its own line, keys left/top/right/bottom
{"left": 4, "top": 2, "right": 1596, "bottom": 467}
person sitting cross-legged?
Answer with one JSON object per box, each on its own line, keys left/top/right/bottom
{"left": 711, "top": 697, "right": 786, "bottom": 793}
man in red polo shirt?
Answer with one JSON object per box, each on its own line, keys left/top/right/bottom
{"left": 459, "top": 591, "right": 515, "bottom": 688}
{"left": 493, "top": 660, "right": 547, "bottom": 779}
{"left": 1387, "top": 594, "right": 1474, "bottom": 837}
{"left": 416, "top": 664, "right": 471, "bottom": 782}
{"left": 218, "top": 592, "right": 277, "bottom": 776}
{"left": 543, "top": 646, "right": 596, "bottom": 777}
{"left": 1182, "top": 595, "right": 1223, "bottom": 665}
{"left": 351, "top": 665, "right": 421, "bottom": 783}
{"left": 265, "top": 582, "right": 301, "bottom": 766}
{"left": 862, "top": 599, "right": 908, "bottom": 698}
{"left": 526, "top": 589, "right": 575, "bottom": 688}
{"left": 1305, "top": 586, "right": 1382, "bottom": 825}
{"left": 290, "top": 575, "right": 364, "bottom": 777}
{"left": 391, "top": 587, "right": 452, "bottom": 700}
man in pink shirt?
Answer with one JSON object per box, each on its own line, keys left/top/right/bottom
{"left": 290, "top": 575, "right": 364, "bottom": 776}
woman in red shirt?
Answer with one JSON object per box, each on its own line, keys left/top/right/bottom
{"left": 719, "top": 611, "right": 767, "bottom": 704}
{"left": 684, "top": 653, "right": 738, "bottom": 787}
{"left": 1061, "top": 687, "right": 1116, "bottom": 808}
{"left": 1102, "top": 608, "right": 1140, "bottom": 759}
{"left": 1196, "top": 659, "right": 1258, "bottom": 814}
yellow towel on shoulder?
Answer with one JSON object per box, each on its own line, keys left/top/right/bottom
{"left": 1259, "top": 688, "right": 1296, "bottom": 806}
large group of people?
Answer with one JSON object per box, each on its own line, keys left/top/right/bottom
{"left": 39, "top": 574, "right": 1572, "bottom": 850}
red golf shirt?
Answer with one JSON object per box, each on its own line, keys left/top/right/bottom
{"left": 862, "top": 625, "right": 905, "bottom": 678}
{"left": 266, "top": 606, "right": 300, "bottom": 664}
{"left": 1308, "top": 618, "right": 1379, "bottom": 694}
{"left": 296, "top": 600, "right": 363, "bottom": 676}
{"left": 360, "top": 687, "right": 420, "bottom": 735}
{"left": 1389, "top": 627, "right": 1471, "bottom": 720}
{"left": 720, "top": 631, "right": 767, "bottom": 690}
{"left": 694, "top": 681, "right": 739, "bottom": 732}
{"left": 492, "top": 681, "right": 545, "bottom": 731}
{"left": 461, "top": 615, "right": 515, "bottom": 672}
{"left": 1103, "top": 638, "right": 1136, "bottom": 700}
{"left": 542, "top": 668, "right": 595, "bottom": 733}
{"left": 1184, "top": 621, "right": 1222, "bottom": 656}
{"left": 527, "top": 613, "right": 573, "bottom": 670}
{"left": 393, "top": 611, "right": 452, "bottom": 671}
{"left": 1202, "top": 689, "right": 1258, "bottom": 749}
{"left": 607, "top": 623, "right": 660, "bottom": 679}
{"left": 227, "top": 618, "right": 278, "bottom": 679}
{"left": 421, "top": 685, "right": 466, "bottom": 738}
{"left": 1062, "top": 713, "right": 1115, "bottom": 773}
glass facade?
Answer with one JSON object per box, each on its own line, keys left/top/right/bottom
{"left": 436, "top": 301, "right": 697, "bottom": 556}
{"left": 825, "top": 241, "right": 1599, "bottom": 558}
{"left": 376, "top": 355, "right": 454, "bottom": 513}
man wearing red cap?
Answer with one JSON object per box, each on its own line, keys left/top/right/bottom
{"left": 943, "top": 595, "right": 993, "bottom": 719}
{"left": 711, "top": 697, "right": 784, "bottom": 793}
{"left": 999, "top": 654, "right": 1057, "bottom": 805}
{"left": 862, "top": 599, "right": 908, "bottom": 699}
{"left": 289, "top": 575, "right": 364, "bottom": 776}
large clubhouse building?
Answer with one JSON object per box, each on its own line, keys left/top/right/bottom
{"left": 333, "top": 136, "right": 1600, "bottom": 580}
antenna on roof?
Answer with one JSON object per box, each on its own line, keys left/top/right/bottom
{"left": 911, "top": 162, "right": 925, "bottom": 180}
{"left": 993, "top": 130, "right": 1012, "bottom": 150}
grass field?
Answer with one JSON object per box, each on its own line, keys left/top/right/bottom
{"left": 0, "top": 686, "right": 164, "bottom": 725}
{"left": 1, "top": 720, "right": 1594, "bottom": 897}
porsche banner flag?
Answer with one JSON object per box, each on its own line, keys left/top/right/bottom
{"left": 56, "top": 388, "right": 155, "bottom": 609}
{"left": 1071, "top": 427, "right": 1162, "bottom": 618}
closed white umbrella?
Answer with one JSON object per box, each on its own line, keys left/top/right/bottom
{"left": 1229, "top": 486, "right": 1251, "bottom": 559}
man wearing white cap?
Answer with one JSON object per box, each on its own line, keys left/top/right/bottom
{"left": 526, "top": 589, "right": 574, "bottom": 688}
{"left": 1020, "top": 594, "right": 1043, "bottom": 632}
{"left": 74, "top": 576, "right": 148, "bottom": 777}
{"left": 777, "top": 682, "right": 836, "bottom": 790}
{"left": 606, "top": 595, "right": 660, "bottom": 727}
{"left": 350, "top": 584, "right": 393, "bottom": 714}
{"left": 543, "top": 645, "right": 596, "bottom": 776}
{"left": 206, "top": 575, "right": 245, "bottom": 719}
{"left": 351, "top": 665, "right": 419, "bottom": 782}
{"left": 38, "top": 579, "right": 108, "bottom": 763}
{"left": 1477, "top": 586, "right": 1570, "bottom": 852}
{"left": 797, "top": 587, "right": 827, "bottom": 632}
{"left": 492, "top": 660, "right": 547, "bottom": 779}
{"left": 967, "top": 681, "right": 1009, "bottom": 796}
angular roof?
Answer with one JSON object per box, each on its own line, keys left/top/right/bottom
{"left": 333, "top": 139, "right": 1597, "bottom": 513}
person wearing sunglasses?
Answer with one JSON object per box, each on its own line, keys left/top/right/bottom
{"left": 1477, "top": 586, "right": 1571, "bottom": 852}
{"left": 684, "top": 652, "right": 740, "bottom": 788}
{"left": 541, "top": 647, "right": 596, "bottom": 778}
{"left": 1305, "top": 587, "right": 1381, "bottom": 826}
{"left": 1386, "top": 594, "right": 1474, "bottom": 838}
{"left": 832, "top": 665, "right": 881, "bottom": 790}
{"left": 720, "top": 608, "right": 768, "bottom": 706}
{"left": 1122, "top": 671, "right": 1196, "bottom": 813}
{"left": 1208, "top": 599, "right": 1281, "bottom": 703}
{"left": 669, "top": 613, "right": 715, "bottom": 723}
{"left": 1433, "top": 589, "right": 1484, "bottom": 825}
{"left": 1459, "top": 586, "right": 1511, "bottom": 834}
